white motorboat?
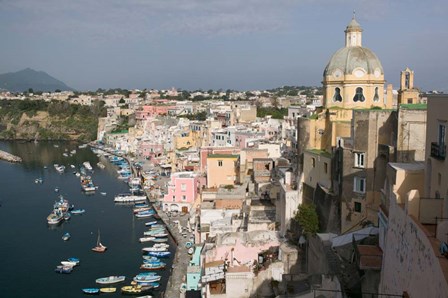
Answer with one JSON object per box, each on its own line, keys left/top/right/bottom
{"left": 95, "top": 275, "right": 126, "bottom": 285}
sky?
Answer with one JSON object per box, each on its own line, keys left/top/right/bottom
{"left": 1, "top": 0, "right": 447, "bottom": 92}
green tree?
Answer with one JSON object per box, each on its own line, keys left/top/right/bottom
{"left": 119, "top": 97, "right": 126, "bottom": 104}
{"left": 294, "top": 203, "right": 319, "bottom": 237}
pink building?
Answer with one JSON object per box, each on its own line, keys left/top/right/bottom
{"left": 138, "top": 142, "right": 164, "bottom": 162}
{"left": 163, "top": 172, "right": 199, "bottom": 213}
{"left": 135, "top": 105, "right": 175, "bottom": 120}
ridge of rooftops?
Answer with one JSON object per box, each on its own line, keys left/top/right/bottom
{"left": 207, "top": 154, "right": 239, "bottom": 159}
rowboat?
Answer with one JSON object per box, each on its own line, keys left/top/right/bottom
{"left": 62, "top": 232, "right": 71, "bottom": 241}
{"left": 96, "top": 275, "right": 126, "bottom": 285}
{"left": 140, "top": 262, "right": 166, "bottom": 270}
{"left": 139, "top": 237, "right": 155, "bottom": 243}
{"left": 121, "top": 285, "right": 152, "bottom": 295}
{"left": 82, "top": 288, "right": 100, "bottom": 295}
{"left": 55, "top": 265, "right": 73, "bottom": 274}
{"left": 151, "top": 238, "right": 168, "bottom": 243}
{"left": 100, "top": 287, "right": 116, "bottom": 293}
{"left": 144, "top": 221, "right": 158, "bottom": 226}
{"left": 71, "top": 209, "right": 85, "bottom": 215}
{"left": 61, "top": 260, "right": 78, "bottom": 267}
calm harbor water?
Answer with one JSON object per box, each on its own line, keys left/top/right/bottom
{"left": 0, "top": 141, "right": 174, "bottom": 298}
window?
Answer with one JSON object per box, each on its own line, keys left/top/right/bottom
{"left": 354, "top": 152, "right": 365, "bottom": 168}
{"left": 182, "top": 195, "right": 186, "bottom": 201}
{"left": 407, "top": 98, "right": 413, "bottom": 104}
{"left": 181, "top": 183, "right": 187, "bottom": 191}
{"left": 311, "top": 157, "right": 316, "bottom": 168}
{"left": 324, "top": 162, "right": 328, "bottom": 174}
{"left": 172, "top": 195, "right": 175, "bottom": 202}
{"left": 354, "top": 202, "right": 362, "bottom": 212}
{"left": 439, "top": 124, "right": 446, "bottom": 145}
{"left": 438, "top": 173, "right": 442, "bottom": 186}
{"left": 353, "top": 87, "right": 365, "bottom": 102}
{"left": 333, "top": 87, "right": 343, "bottom": 102}
{"left": 354, "top": 177, "right": 366, "bottom": 193}
{"left": 218, "top": 160, "right": 223, "bottom": 167}
{"left": 373, "top": 87, "right": 379, "bottom": 102}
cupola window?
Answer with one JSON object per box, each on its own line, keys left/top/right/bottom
{"left": 353, "top": 87, "right": 365, "bottom": 102}
{"left": 373, "top": 87, "right": 379, "bottom": 102}
{"left": 333, "top": 87, "right": 343, "bottom": 102}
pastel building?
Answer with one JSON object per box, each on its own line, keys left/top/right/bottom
{"left": 135, "top": 105, "right": 175, "bottom": 119}
{"left": 206, "top": 154, "right": 239, "bottom": 188}
{"left": 163, "top": 172, "right": 199, "bottom": 213}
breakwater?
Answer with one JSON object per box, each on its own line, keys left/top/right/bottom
{"left": 0, "top": 149, "right": 22, "bottom": 162}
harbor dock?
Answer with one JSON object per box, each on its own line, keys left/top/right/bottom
{"left": 0, "top": 150, "right": 22, "bottom": 163}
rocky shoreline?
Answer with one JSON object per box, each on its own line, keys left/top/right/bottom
{"left": 0, "top": 149, "right": 22, "bottom": 163}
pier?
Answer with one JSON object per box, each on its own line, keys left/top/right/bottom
{"left": 0, "top": 150, "right": 22, "bottom": 163}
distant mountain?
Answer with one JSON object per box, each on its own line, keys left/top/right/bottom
{"left": 0, "top": 68, "right": 74, "bottom": 93}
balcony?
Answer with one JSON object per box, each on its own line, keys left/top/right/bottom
{"left": 431, "top": 142, "right": 446, "bottom": 160}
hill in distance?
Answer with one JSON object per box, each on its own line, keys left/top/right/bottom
{"left": 0, "top": 68, "right": 74, "bottom": 93}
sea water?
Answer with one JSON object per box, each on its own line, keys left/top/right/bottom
{"left": 0, "top": 141, "right": 173, "bottom": 297}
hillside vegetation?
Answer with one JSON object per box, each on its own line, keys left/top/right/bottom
{"left": 0, "top": 99, "right": 106, "bottom": 141}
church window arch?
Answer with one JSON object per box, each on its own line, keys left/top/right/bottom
{"left": 333, "top": 87, "right": 343, "bottom": 102}
{"left": 353, "top": 87, "right": 365, "bottom": 102}
{"left": 373, "top": 87, "right": 379, "bottom": 102}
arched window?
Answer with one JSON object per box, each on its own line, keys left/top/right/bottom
{"left": 333, "top": 87, "right": 342, "bottom": 102}
{"left": 353, "top": 87, "right": 365, "bottom": 102}
{"left": 373, "top": 87, "right": 379, "bottom": 102}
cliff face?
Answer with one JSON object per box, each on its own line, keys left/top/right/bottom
{"left": 0, "top": 111, "right": 97, "bottom": 141}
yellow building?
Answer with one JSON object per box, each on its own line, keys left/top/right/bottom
{"left": 173, "top": 130, "right": 194, "bottom": 150}
{"left": 206, "top": 154, "right": 239, "bottom": 188}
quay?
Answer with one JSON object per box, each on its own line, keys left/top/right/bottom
{"left": 0, "top": 149, "right": 22, "bottom": 163}
{"left": 88, "top": 141, "right": 191, "bottom": 298}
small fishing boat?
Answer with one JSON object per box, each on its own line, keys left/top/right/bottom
{"left": 142, "top": 246, "right": 168, "bottom": 253}
{"left": 100, "top": 192, "right": 107, "bottom": 196}
{"left": 83, "top": 161, "right": 93, "bottom": 171}
{"left": 63, "top": 212, "right": 71, "bottom": 221}
{"left": 71, "top": 209, "right": 85, "bottom": 215}
{"left": 133, "top": 274, "right": 161, "bottom": 283}
{"left": 82, "top": 288, "right": 100, "bottom": 295}
{"left": 140, "top": 262, "right": 166, "bottom": 270}
{"left": 146, "top": 251, "right": 171, "bottom": 258}
{"left": 70, "top": 164, "right": 76, "bottom": 168}
{"left": 96, "top": 275, "right": 126, "bottom": 285}
{"left": 67, "top": 257, "right": 80, "bottom": 265}
{"left": 35, "top": 178, "right": 43, "bottom": 184}
{"left": 97, "top": 162, "right": 106, "bottom": 169}
{"left": 135, "top": 212, "right": 155, "bottom": 219}
{"left": 144, "top": 221, "right": 158, "bottom": 226}
{"left": 142, "top": 256, "right": 160, "bottom": 262}
{"left": 55, "top": 265, "right": 73, "bottom": 274}
{"left": 92, "top": 230, "right": 107, "bottom": 253}
{"left": 151, "top": 238, "right": 168, "bottom": 243}
{"left": 139, "top": 237, "right": 156, "bottom": 243}
{"left": 121, "top": 285, "right": 152, "bottom": 295}
{"left": 47, "top": 211, "right": 64, "bottom": 225}
{"left": 61, "top": 260, "right": 78, "bottom": 267}
{"left": 62, "top": 232, "right": 71, "bottom": 241}
{"left": 100, "top": 287, "right": 116, "bottom": 293}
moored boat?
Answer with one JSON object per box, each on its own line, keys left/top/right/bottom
{"left": 100, "top": 287, "right": 116, "bottom": 293}
{"left": 144, "top": 221, "right": 158, "bottom": 226}
{"left": 92, "top": 230, "right": 107, "bottom": 253}
{"left": 82, "top": 288, "right": 100, "bottom": 295}
{"left": 96, "top": 275, "right": 126, "bottom": 285}
{"left": 140, "top": 262, "right": 166, "bottom": 270}
{"left": 47, "top": 211, "right": 64, "bottom": 225}
{"left": 61, "top": 260, "right": 78, "bottom": 267}
{"left": 55, "top": 265, "right": 73, "bottom": 274}
{"left": 150, "top": 238, "right": 168, "bottom": 243}
{"left": 139, "top": 237, "right": 155, "bottom": 243}
{"left": 121, "top": 285, "right": 152, "bottom": 295}
{"left": 146, "top": 251, "right": 171, "bottom": 258}
{"left": 62, "top": 232, "right": 71, "bottom": 241}
{"left": 71, "top": 209, "right": 85, "bottom": 215}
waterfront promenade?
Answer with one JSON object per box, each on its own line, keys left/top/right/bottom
{"left": 88, "top": 142, "right": 191, "bottom": 298}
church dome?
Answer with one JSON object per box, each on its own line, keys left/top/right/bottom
{"left": 323, "top": 46, "right": 384, "bottom": 77}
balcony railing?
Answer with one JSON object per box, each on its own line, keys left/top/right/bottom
{"left": 431, "top": 142, "right": 446, "bottom": 160}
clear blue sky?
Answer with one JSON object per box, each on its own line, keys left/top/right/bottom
{"left": 1, "top": 0, "right": 447, "bottom": 92}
